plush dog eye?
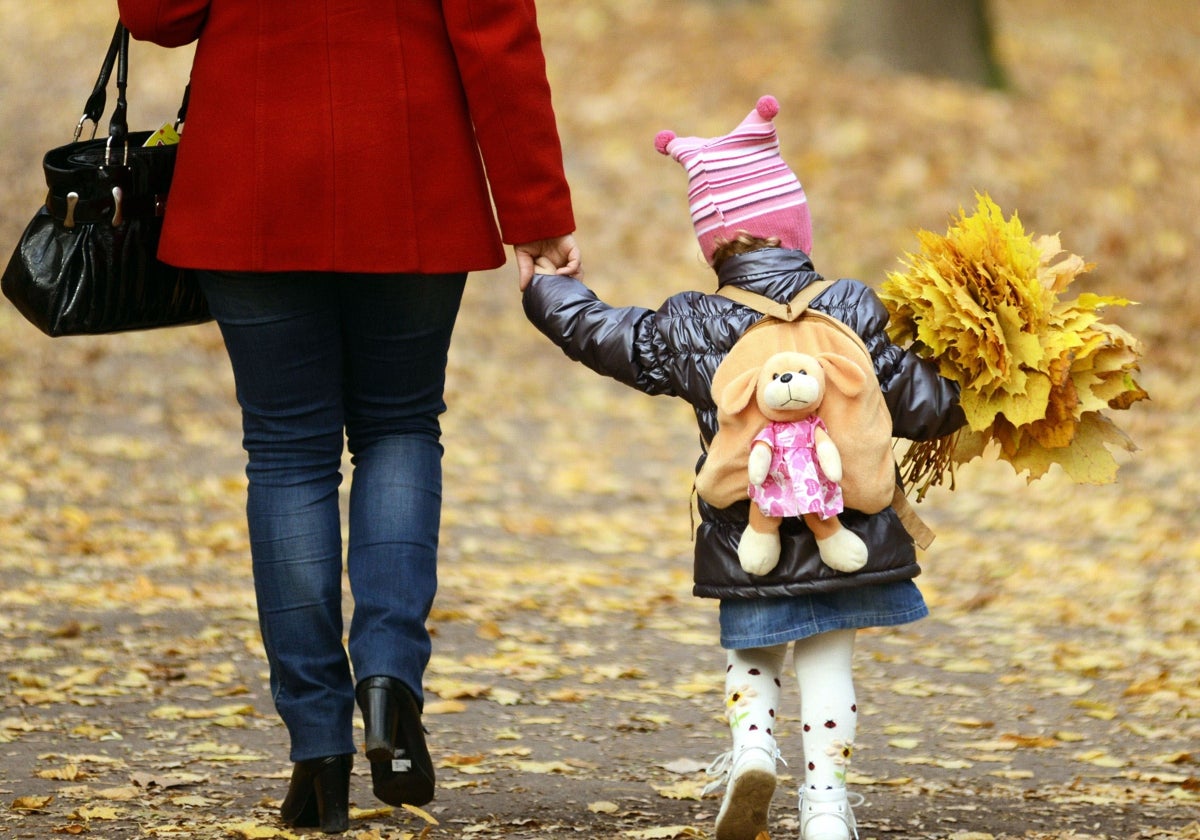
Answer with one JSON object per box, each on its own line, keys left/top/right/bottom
{"left": 798, "top": 368, "right": 808, "bottom": 376}
{"left": 772, "top": 373, "right": 781, "bottom": 380}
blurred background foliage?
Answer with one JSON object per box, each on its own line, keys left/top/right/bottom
{"left": 0, "top": 2, "right": 1197, "bottom": 836}
{"left": 1, "top": 0, "right": 1197, "bottom": 676}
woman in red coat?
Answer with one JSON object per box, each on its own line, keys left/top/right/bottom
{"left": 118, "top": 1, "right": 580, "bottom": 833}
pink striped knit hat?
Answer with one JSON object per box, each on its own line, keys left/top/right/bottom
{"left": 655, "top": 95, "right": 812, "bottom": 265}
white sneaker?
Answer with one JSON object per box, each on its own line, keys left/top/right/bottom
{"left": 799, "top": 787, "right": 863, "bottom": 840}
{"left": 704, "top": 739, "right": 784, "bottom": 840}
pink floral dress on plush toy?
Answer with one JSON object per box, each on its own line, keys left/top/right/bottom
{"left": 748, "top": 416, "right": 843, "bottom": 520}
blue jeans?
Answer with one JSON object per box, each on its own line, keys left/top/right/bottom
{"left": 198, "top": 270, "right": 466, "bottom": 761}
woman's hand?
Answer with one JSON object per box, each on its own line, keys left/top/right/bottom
{"left": 514, "top": 234, "right": 582, "bottom": 290}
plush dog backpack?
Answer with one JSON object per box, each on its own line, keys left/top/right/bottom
{"left": 695, "top": 280, "right": 899, "bottom": 516}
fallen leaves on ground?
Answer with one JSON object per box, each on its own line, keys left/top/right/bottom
{"left": 2, "top": 0, "right": 1198, "bottom": 838}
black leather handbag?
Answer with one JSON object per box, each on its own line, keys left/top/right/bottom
{"left": 1, "top": 22, "right": 209, "bottom": 336}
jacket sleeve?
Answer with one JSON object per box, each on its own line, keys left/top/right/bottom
{"left": 118, "top": 0, "right": 209, "bottom": 46}
{"left": 882, "top": 349, "right": 966, "bottom": 441}
{"left": 443, "top": 0, "right": 575, "bottom": 244}
{"left": 523, "top": 274, "right": 675, "bottom": 395}
{"left": 845, "top": 283, "right": 966, "bottom": 442}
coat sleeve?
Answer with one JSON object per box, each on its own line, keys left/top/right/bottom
{"left": 443, "top": 0, "right": 575, "bottom": 244}
{"left": 118, "top": 0, "right": 209, "bottom": 46}
{"left": 882, "top": 349, "right": 966, "bottom": 441}
{"left": 523, "top": 274, "right": 678, "bottom": 395}
{"left": 844, "top": 283, "right": 966, "bottom": 442}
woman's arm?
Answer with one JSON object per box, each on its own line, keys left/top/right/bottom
{"left": 117, "top": 0, "right": 209, "bottom": 46}
{"left": 442, "top": 0, "right": 575, "bottom": 248}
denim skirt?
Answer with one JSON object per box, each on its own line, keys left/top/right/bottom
{"left": 718, "top": 580, "right": 928, "bottom": 650}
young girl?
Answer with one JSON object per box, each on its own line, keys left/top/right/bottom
{"left": 523, "top": 96, "right": 963, "bottom": 840}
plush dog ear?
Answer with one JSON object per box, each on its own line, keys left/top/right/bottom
{"left": 817, "top": 353, "right": 868, "bottom": 398}
{"left": 717, "top": 366, "right": 762, "bottom": 415}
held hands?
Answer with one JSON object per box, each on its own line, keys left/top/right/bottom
{"left": 514, "top": 234, "right": 583, "bottom": 290}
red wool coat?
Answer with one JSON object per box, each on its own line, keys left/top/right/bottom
{"left": 117, "top": 0, "right": 576, "bottom": 274}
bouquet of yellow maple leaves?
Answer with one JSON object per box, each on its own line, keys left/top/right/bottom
{"left": 878, "top": 194, "right": 1148, "bottom": 499}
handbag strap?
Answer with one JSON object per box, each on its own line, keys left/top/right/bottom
{"left": 73, "top": 22, "right": 192, "bottom": 153}
{"left": 109, "top": 26, "right": 131, "bottom": 148}
{"left": 76, "top": 23, "right": 124, "bottom": 140}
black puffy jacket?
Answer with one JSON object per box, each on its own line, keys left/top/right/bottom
{"left": 523, "top": 248, "right": 964, "bottom": 600}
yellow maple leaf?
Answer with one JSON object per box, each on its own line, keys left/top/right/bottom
{"left": 10, "top": 795, "right": 54, "bottom": 811}
{"left": 35, "top": 764, "right": 84, "bottom": 781}
{"left": 651, "top": 779, "right": 706, "bottom": 801}
{"left": 401, "top": 803, "right": 439, "bottom": 824}
{"left": 73, "top": 805, "right": 124, "bottom": 820}
{"left": 624, "top": 827, "right": 705, "bottom": 839}
{"left": 222, "top": 822, "right": 299, "bottom": 840}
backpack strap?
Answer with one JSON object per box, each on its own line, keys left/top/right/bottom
{"left": 720, "top": 278, "right": 871, "bottom": 366}
{"left": 890, "top": 485, "right": 936, "bottom": 549}
{"left": 717, "top": 279, "right": 834, "bottom": 322}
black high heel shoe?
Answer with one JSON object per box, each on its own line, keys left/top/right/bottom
{"left": 279, "top": 753, "right": 353, "bottom": 834}
{"left": 356, "top": 675, "right": 435, "bottom": 806}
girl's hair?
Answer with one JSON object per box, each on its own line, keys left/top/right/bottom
{"left": 710, "top": 232, "right": 782, "bottom": 270}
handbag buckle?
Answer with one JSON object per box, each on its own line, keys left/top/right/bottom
{"left": 74, "top": 114, "right": 99, "bottom": 143}
{"left": 104, "top": 135, "right": 130, "bottom": 167}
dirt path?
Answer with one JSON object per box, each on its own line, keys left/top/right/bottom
{"left": 2, "top": 1, "right": 1198, "bottom": 838}
{"left": 1, "top": 281, "right": 1195, "bottom": 839}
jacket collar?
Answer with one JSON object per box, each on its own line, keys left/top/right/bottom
{"left": 715, "top": 248, "right": 824, "bottom": 302}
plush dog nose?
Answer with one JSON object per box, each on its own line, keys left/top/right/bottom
{"left": 779, "top": 373, "right": 793, "bottom": 383}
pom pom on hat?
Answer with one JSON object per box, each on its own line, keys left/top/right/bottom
{"left": 654, "top": 130, "right": 677, "bottom": 155}
{"left": 755, "top": 95, "right": 779, "bottom": 120}
{"left": 655, "top": 95, "right": 812, "bottom": 264}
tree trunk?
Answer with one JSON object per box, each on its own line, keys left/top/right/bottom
{"left": 829, "top": 0, "right": 1007, "bottom": 88}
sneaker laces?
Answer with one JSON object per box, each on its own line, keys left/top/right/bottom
{"left": 799, "top": 790, "right": 865, "bottom": 840}
{"left": 702, "top": 743, "right": 786, "bottom": 797}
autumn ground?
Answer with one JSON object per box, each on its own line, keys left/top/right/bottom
{"left": 1, "top": 1, "right": 1197, "bottom": 839}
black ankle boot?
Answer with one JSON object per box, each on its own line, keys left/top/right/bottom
{"left": 279, "top": 753, "right": 353, "bottom": 834}
{"left": 356, "top": 676, "right": 435, "bottom": 806}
